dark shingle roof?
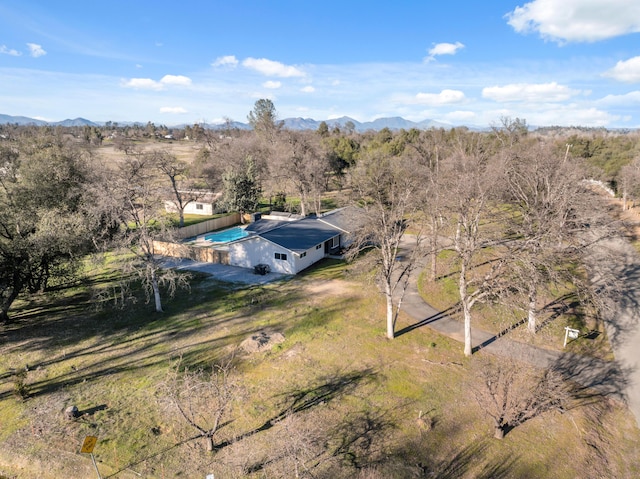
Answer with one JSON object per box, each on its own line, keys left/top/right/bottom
{"left": 317, "top": 206, "right": 363, "bottom": 232}
{"left": 259, "top": 217, "right": 341, "bottom": 253}
{"left": 245, "top": 218, "right": 291, "bottom": 234}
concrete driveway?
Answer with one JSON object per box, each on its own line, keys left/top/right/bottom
{"left": 162, "top": 257, "right": 290, "bottom": 285}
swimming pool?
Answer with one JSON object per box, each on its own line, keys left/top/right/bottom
{"left": 203, "top": 226, "right": 248, "bottom": 243}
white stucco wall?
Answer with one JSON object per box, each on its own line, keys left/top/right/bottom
{"left": 184, "top": 202, "right": 214, "bottom": 215}
{"left": 164, "top": 200, "right": 215, "bottom": 216}
{"left": 228, "top": 236, "right": 295, "bottom": 274}
{"left": 292, "top": 242, "right": 326, "bottom": 273}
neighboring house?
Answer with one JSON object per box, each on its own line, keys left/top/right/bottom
{"left": 164, "top": 191, "right": 221, "bottom": 216}
{"left": 224, "top": 207, "right": 360, "bottom": 274}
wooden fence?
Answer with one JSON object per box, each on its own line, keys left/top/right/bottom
{"left": 153, "top": 240, "right": 230, "bottom": 264}
{"left": 174, "top": 213, "right": 241, "bottom": 239}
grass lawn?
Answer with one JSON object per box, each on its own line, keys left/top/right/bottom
{"left": 418, "top": 247, "right": 613, "bottom": 359}
{"left": 0, "top": 257, "right": 638, "bottom": 478}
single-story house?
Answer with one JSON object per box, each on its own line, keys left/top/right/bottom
{"left": 164, "top": 191, "right": 221, "bottom": 216}
{"left": 225, "top": 207, "right": 360, "bottom": 274}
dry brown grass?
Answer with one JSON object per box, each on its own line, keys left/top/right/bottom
{"left": 96, "top": 139, "right": 203, "bottom": 164}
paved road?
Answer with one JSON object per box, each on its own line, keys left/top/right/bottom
{"left": 583, "top": 235, "right": 640, "bottom": 426}
{"left": 395, "top": 235, "right": 637, "bottom": 425}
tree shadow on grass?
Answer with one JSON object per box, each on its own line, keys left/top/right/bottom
{"left": 395, "top": 304, "right": 460, "bottom": 337}
{"left": 550, "top": 351, "right": 632, "bottom": 405}
{"left": 105, "top": 368, "right": 379, "bottom": 478}
{"left": 0, "top": 279, "right": 309, "bottom": 401}
{"left": 390, "top": 434, "right": 520, "bottom": 479}
{"left": 218, "top": 368, "right": 378, "bottom": 449}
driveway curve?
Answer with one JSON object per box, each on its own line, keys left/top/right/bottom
{"left": 396, "top": 234, "right": 639, "bottom": 427}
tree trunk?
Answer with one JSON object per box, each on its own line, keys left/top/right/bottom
{"left": 494, "top": 425, "right": 505, "bottom": 440}
{"left": 0, "top": 308, "right": 10, "bottom": 324}
{"left": 151, "top": 270, "right": 163, "bottom": 313}
{"left": 299, "top": 196, "right": 307, "bottom": 217}
{"left": 179, "top": 209, "right": 185, "bottom": 228}
{"left": 460, "top": 262, "right": 472, "bottom": 356}
{"left": 0, "top": 286, "right": 21, "bottom": 324}
{"left": 385, "top": 282, "right": 395, "bottom": 339}
{"left": 430, "top": 229, "right": 438, "bottom": 281}
{"left": 205, "top": 435, "right": 214, "bottom": 452}
{"left": 527, "top": 285, "right": 537, "bottom": 334}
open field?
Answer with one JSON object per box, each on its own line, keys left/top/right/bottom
{"left": 0, "top": 256, "right": 639, "bottom": 478}
{"left": 96, "top": 139, "right": 203, "bottom": 165}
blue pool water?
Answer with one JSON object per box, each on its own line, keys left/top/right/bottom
{"left": 204, "top": 226, "right": 248, "bottom": 243}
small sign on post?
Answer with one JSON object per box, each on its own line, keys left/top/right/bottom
{"left": 80, "top": 435, "right": 98, "bottom": 454}
{"left": 563, "top": 327, "right": 580, "bottom": 347}
{"left": 80, "top": 435, "right": 102, "bottom": 479}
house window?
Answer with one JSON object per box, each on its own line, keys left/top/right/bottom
{"left": 300, "top": 252, "right": 307, "bottom": 258}
{"left": 195, "top": 203, "right": 203, "bottom": 210}
{"left": 316, "top": 244, "right": 322, "bottom": 250}
{"left": 275, "top": 252, "right": 288, "bottom": 261}
{"left": 331, "top": 236, "right": 340, "bottom": 248}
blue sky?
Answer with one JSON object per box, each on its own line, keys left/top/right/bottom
{"left": 1, "top": 0, "right": 640, "bottom": 128}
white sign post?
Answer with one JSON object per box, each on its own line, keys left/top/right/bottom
{"left": 563, "top": 327, "right": 580, "bottom": 347}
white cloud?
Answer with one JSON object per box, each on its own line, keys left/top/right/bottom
{"left": 414, "top": 89, "right": 466, "bottom": 106}
{"left": 603, "top": 56, "right": 640, "bottom": 83}
{"left": 121, "top": 74, "right": 192, "bottom": 90}
{"left": 263, "top": 80, "right": 282, "bottom": 89}
{"left": 598, "top": 90, "right": 640, "bottom": 105}
{"left": 160, "top": 74, "right": 192, "bottom": 86}
{"left": 301, "top": 86, "right": 315, "bottom": 93}
{"left": 425, "top": 42, "right": 464, "bottom": 61}
{"left": 444, "top": 110, "right": 477, "bottom": 121}
{"left": 535, "top": 107, "right": 617, "bottom": 127}
{"left": 26, "top": 43, "right": 46, "bottom": 57}
{"left": 160, "top": 106, "right": 188, "bottom": 114}
{"left": 242, "top": 57, "right": 305, "bottom": 77}
{"left": 506, "top": 0, "right": 640, "bottom": 43}
{"left": 0, "top": 45, "right": 21, "bottom": 56}
{"left": 212, "top": 55, "right": 239, "bottom": 67}
{"left": 482, "top": 82, "right": 580, "bottom": 102}
{"left": 121, "top": 78, "right": 164, "bottom": 90}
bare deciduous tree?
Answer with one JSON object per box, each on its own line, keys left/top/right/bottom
{"left": 445, "top": 146, "right": 504, "bottom": 356}
{"left": 160, "top": 356, "right": 239, "bottom": 453}
{"left": 153, "top": 150, "right": 207, "bottom": 227}
{"left": 503, "top": 141, "right": 589, "bottom": 333}
{"left": 472, "top": 355, "right": 570, "bottom": 439}
{"left": 276, "top": 130, "right": 332, "bottom": 216}
{"left": 618, "top": 156, "right": 640, "bottom": 211}
{"left": 347, "top": 148, "right": 424, "bottom": 339}
{"left": 95, "top": 153, "right": 189, "bottom": 313}
{"left": 409, "top": 129, "right": 451, "bottom": 281}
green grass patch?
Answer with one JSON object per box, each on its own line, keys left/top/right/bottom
{"left": 0, "top": 253, "right": 638, "bottom": 478}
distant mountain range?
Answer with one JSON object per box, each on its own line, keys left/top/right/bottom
{"left": 0, "top": 114, "right": 100, "bottom": 127}
{"left": 0, "top": 113, "right": 460, "bottom": 132}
